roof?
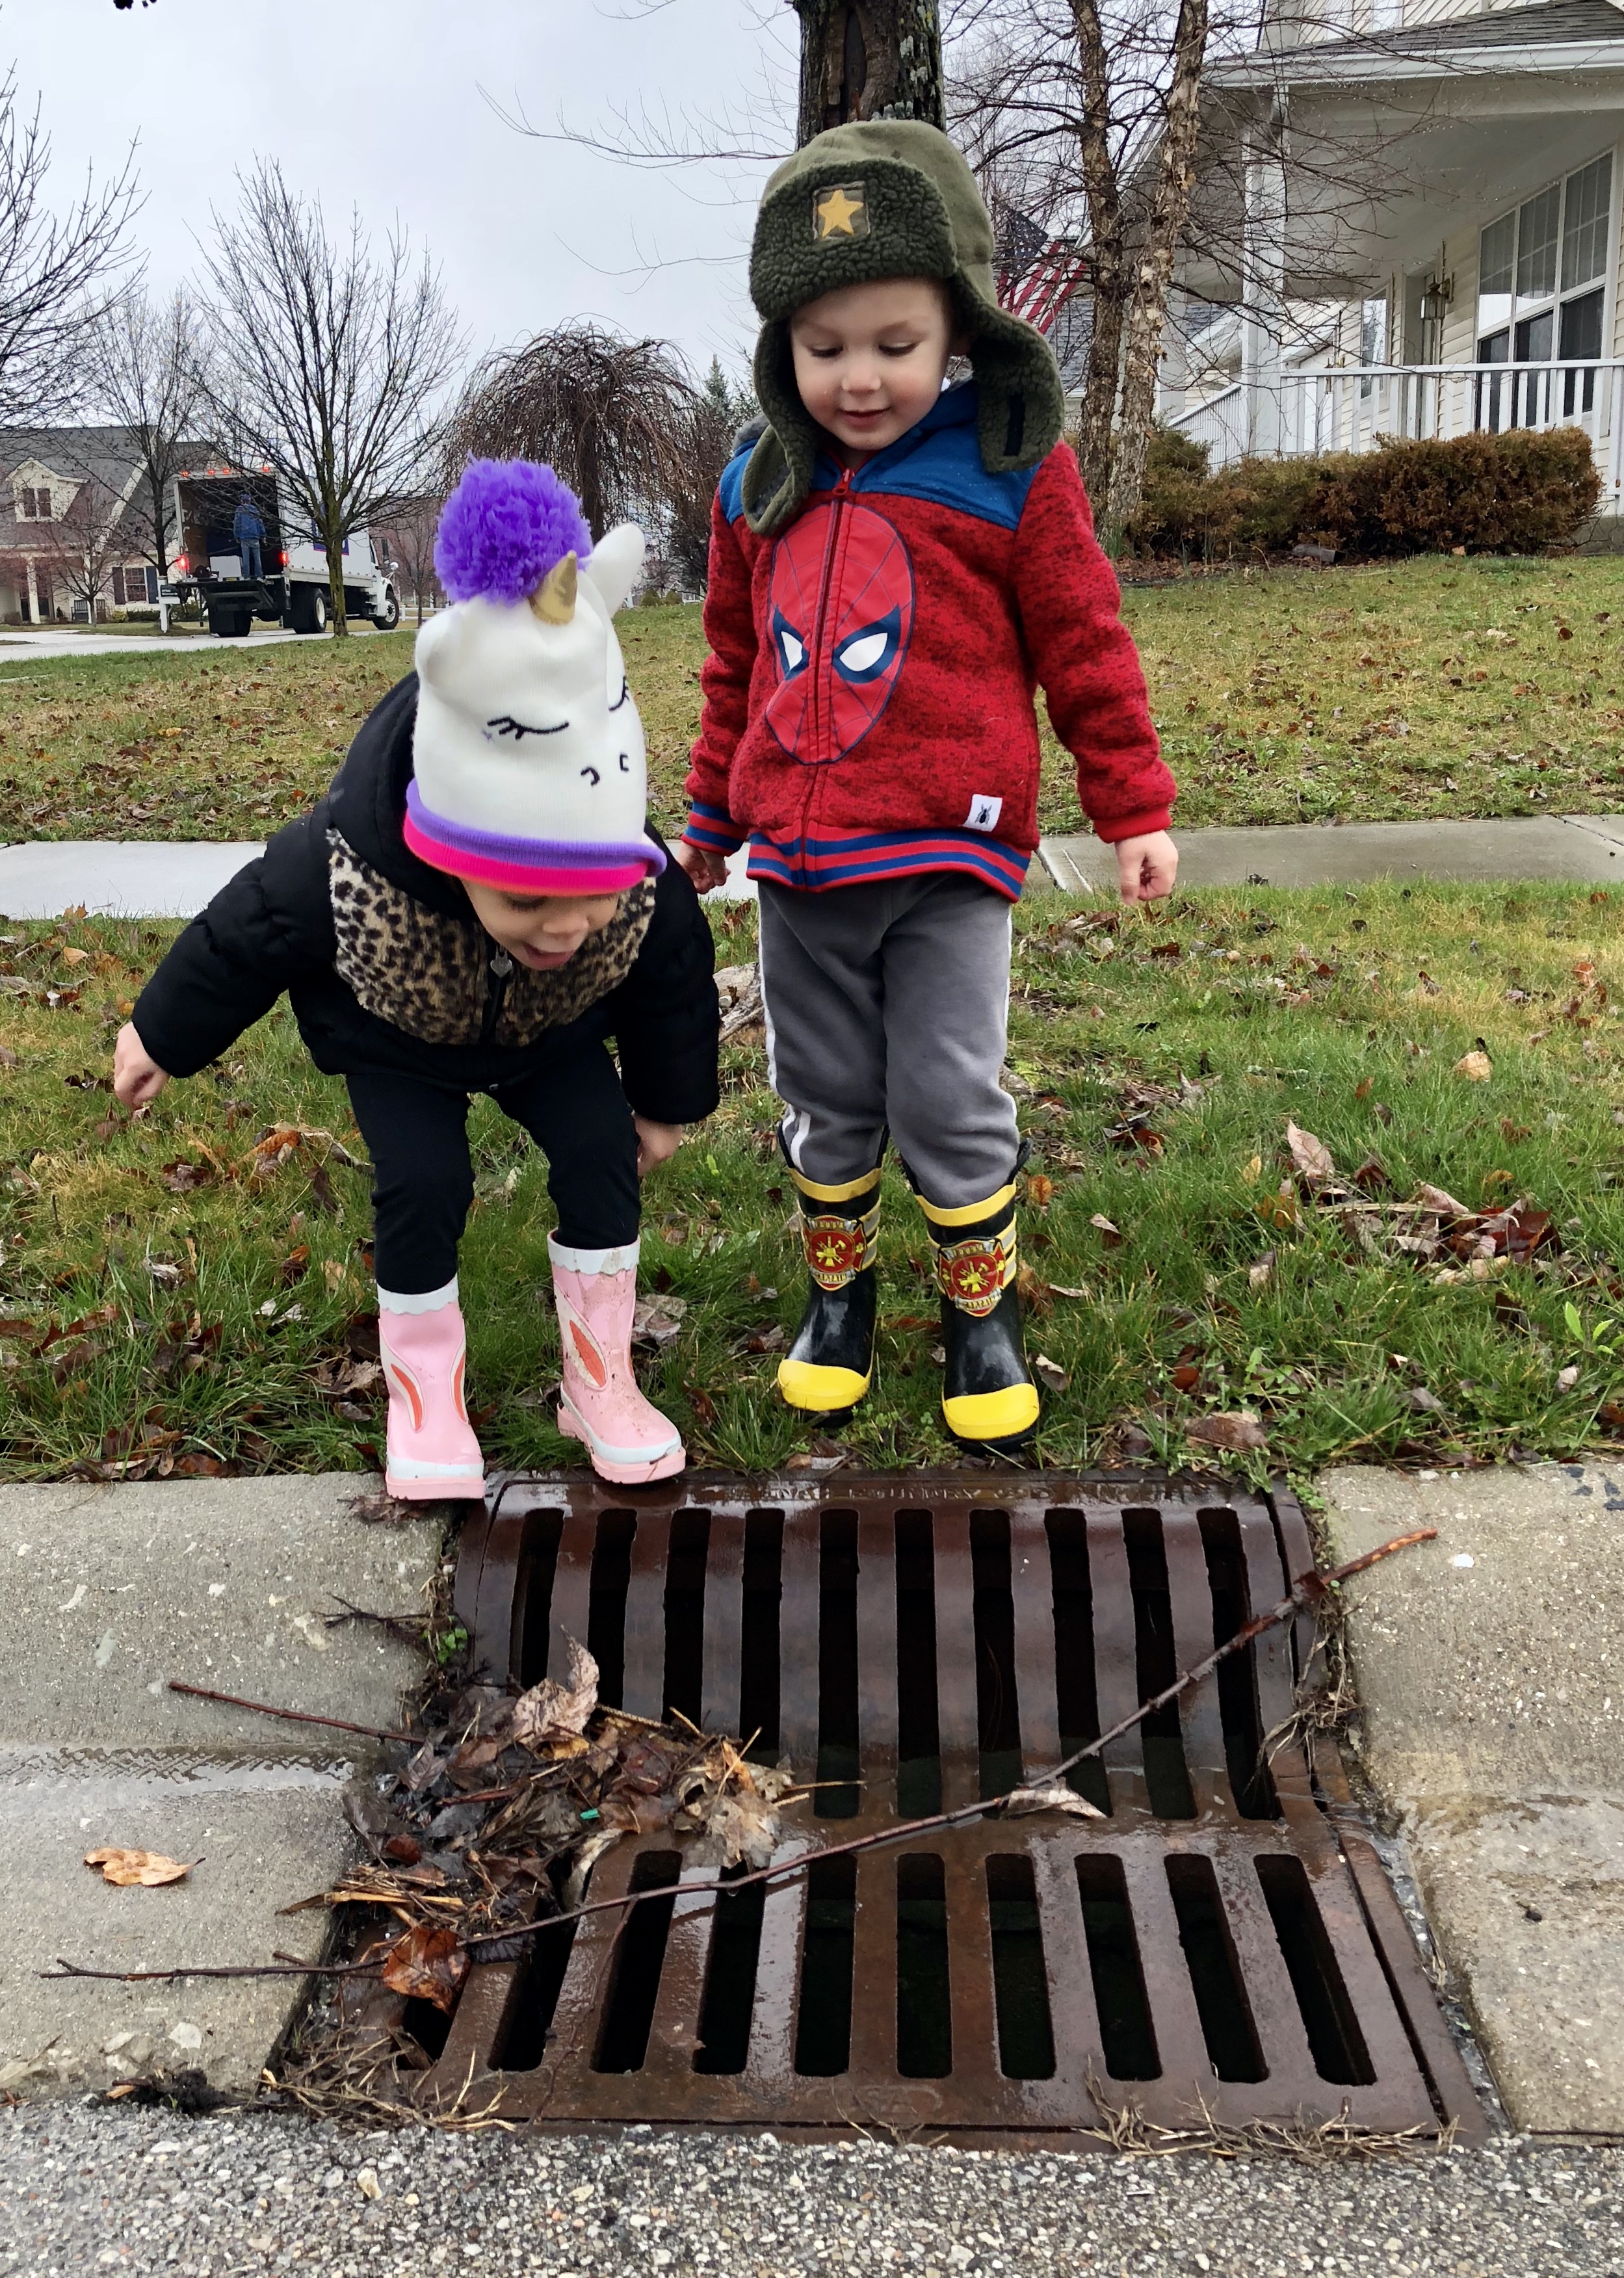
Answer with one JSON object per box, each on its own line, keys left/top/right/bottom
{"left": 1212, "top": 0, "right": 1624, "bottom": 84}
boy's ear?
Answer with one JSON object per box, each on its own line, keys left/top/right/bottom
{"left": 581, "top": 523, "right": 645, "bottom": 616}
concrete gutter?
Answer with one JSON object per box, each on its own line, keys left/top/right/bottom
{"left": 1041, "top": 813, "right": 1624, "bottom": 892}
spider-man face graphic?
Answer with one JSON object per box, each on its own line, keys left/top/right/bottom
{"left": 765, "top": 498, "right": 915, "bottom": 764}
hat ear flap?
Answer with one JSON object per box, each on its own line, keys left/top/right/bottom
{"left": 947, "top": 280, "right": 1067, "bottom": 476}
{"left": 742, "top": 322, "right": 819, "bottom": 538}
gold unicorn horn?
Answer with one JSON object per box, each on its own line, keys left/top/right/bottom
{"left": 529, "top": 552, "right": 578, "bottom": 625}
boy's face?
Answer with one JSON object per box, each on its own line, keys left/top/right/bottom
{"left": 462, "top": 880, "right": 623, "bottom": 970}
{"left": 789, "top": 278, "right": 956, "bottom": 458}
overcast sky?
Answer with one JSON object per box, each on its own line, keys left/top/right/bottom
{"left": 9, "top": 0, "right": 797, "bottom": 387}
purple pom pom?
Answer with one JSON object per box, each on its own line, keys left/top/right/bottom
{"left": 434, "top": 460, "right": 592, "bottom": 605}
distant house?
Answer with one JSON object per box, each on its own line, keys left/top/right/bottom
{"left": 0, "top": 426, "right": 196, "bottom": 623}
{"left": 1162, "top": 0, "right": 1624, "bottom": 521}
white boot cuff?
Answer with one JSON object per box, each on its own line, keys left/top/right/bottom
{"left": 548, "top": 1235, "right": 640, "bottom": 1277}
{"left": 377, "top": 1275, "right": 459, "bottom": 1316}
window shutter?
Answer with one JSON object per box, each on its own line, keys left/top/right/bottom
{"left": 112, "top": 567, "right": 126, "bottom": 607}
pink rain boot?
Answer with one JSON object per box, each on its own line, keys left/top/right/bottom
{"left": 377, "top": 1279, "right": 486, "bottom": 1502}
{"left": 550, "top": 1236, "right": 685, "bottom": 1485}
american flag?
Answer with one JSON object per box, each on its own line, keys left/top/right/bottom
{"left": 995, "top": 205, "right": 1090, "bottom": 337}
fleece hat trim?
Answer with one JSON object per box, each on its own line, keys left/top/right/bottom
{"left": 408, "top": 460, "right": 664, "bottom": 898}
{"left": 740, "top": 122, "right": 1066, "bottom": 538}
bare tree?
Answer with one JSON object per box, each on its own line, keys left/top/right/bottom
{"left": 448, "top": 325, "right": 705, "bottom": 545}
{"left": 86, "top": 287, "right": 211, "bottom": 617}
{"left": 40, "top": 472, "right": 125, "bottom": 623}
{"left": 793, "top": 1, "right": 945, "bottom": 141}
{"left": 376, "top": 493, "right": 444, "bottom": 623}
{"left": 0, "top": 71, "right": 139, "bottom": 425}
{"left": 196, "top": 162, "right": 464, "bottom": 636}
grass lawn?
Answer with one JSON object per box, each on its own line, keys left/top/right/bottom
{"left": 2, "top": 555, "right": 1623, "bottom": 848}
{"left": 4, "top": 880, "right": 1623, "bottom": 1484}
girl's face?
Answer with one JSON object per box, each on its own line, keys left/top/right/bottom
{"left": 461, "top": 880, "right": 623, "bottom": 970}
{"left": 789, "top": 277, "right": 958, "bottom": 460}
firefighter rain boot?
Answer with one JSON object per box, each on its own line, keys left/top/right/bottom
{"left": 377, "top": 1280, "right": 486, "bottom": 1502}
{"left": 550, "top": 1236, "right": 686, "bottom": 1485}
{"left": 778, "top": 1166, "right": 882, "bottom": 1415}
{"left": 921, "top": 1180, "right": 1040, "bottom": 1452}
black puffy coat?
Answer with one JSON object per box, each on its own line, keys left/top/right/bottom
{"left": 133, "top": 673, "right": 720, "bottom": 1127}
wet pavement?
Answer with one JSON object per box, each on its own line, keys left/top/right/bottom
{"left": 1, "top": 2103, "right": 1619, "bottom": 2275}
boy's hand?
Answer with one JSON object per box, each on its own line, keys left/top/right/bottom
{"left": 675, "top": 840, "right": 731, "bottom": 895}
{"left": 634, "top": 1118, "right": 684, "bottom": 1179}
{"left": 113, "top": 1021, "right": 171, "bottom": 1111}
{"left": 1114, "top": 831, "right": 1179, "bottom": 903}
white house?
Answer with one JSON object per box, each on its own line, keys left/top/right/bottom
{"left": 1164, "top": 0, "right": 1624, "bottom": 517}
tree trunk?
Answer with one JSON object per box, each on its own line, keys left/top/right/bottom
{"left": 1105, "top": 0, "right": 1210, "bottom": 534}
{"left": 322, "top": 504, "right": 349, "bottom": 636}
{"left": 1068, "top": 0, "right": 1123, "bottom": 514}
{"left": 792, "top": 0, "right": 943, "bottom": 146}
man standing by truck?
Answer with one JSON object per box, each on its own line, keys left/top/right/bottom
{"left": 233, "top": 491, "right": 265, "bottom": 582}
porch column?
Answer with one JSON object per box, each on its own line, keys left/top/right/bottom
{"left": 1159, "top": 287, "right": 1190, "bottom": 423}
{"left": 1241, "top": 122, "right": 1287, "bottom": 455}
{"left": 23, "top": 555, "right": 38, "bottom": 625}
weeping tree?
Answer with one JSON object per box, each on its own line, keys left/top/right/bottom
{"left": 448, "top": 325, "right": 713, "bottom": 549}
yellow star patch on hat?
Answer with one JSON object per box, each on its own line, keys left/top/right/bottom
{"left": 813, "top": 182, "right": 869, "bottom": 241}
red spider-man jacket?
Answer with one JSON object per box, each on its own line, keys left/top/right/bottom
{"left": 683, "top": 382, "right": 1173, "bottom": 900}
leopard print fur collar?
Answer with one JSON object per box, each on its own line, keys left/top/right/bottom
{"left": 326, "top": 831, "right": 656, "bottom": 1049}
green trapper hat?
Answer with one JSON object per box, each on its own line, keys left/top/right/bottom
{"left": 742, "top": 118, "right": 1067, "bottom": 537}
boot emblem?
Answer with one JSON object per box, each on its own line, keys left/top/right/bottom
{"left": 565, "top": 1311, "right": 609, "bottom": 1389}
{"left": 805, "top": 1214, "right": 868, "bottom": 1290}
{"left": 936, "top": 1231, "right": 1015, "bottom": 1318}
{"left": 452, "top": 1350, "right": 469, "bottom": 1422}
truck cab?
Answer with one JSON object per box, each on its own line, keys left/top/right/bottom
{"left": 169, "top": 465, "right": 400, "bottom": 638}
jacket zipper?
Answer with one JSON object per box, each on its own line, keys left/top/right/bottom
{"left": 480, "top": 947, "right": 513, "bottom": 1046}
{"left": 809, "top": 468, "right": 852, "bottom": 765}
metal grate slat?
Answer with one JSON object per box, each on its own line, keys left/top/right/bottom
{"left": 432, "top": 1473, "right": 1485, "bottom": 2143}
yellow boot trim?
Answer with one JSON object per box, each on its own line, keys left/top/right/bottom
{"left": 790, "top": 1165, "right": 884, "bottom": 1205}
{"left": 778, "top": 1354, "right": 872, "bottom": 1411}
{"left": 943, "top": 1378, "right": 1041, "bottom": 1443}
{"left": 917, "top": 1180, "right": 1019, "bottom": 1230}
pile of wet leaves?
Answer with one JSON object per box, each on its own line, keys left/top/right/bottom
{"left": 289, "top": 1638, "right": 801, "bottom": 2025}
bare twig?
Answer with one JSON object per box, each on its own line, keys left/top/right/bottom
{"left": 44, "top": 1528, "right": 1432, "bottom": 1991}
{"left": 165, "top": 1681, "right": 421, "bottom": 1747}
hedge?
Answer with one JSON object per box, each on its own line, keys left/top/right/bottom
{"left": 1125, "top": 423, "right": 1602, "bottom": 562}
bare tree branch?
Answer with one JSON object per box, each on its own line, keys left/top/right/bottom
{"left": 194, "top": 163, "right": 464, "bottom": 636}
{"left": 85, "top": 287, "right": 212, "bottom": 586}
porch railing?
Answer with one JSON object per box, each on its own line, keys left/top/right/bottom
{"left": 1169, "top": 360, "right": 1624, "bottom": 504}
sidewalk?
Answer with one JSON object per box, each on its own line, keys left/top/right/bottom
{"left": 5, "top": 820, "right": 1622, "bottom": 921}
{"left": 0, "top": 625, "right": 334, "bottom": 659}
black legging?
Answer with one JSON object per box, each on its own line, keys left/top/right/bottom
{"left": 347, "top": 1046, "right": 640, "bottom": 1296}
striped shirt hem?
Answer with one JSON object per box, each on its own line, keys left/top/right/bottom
{"left": 745, "top": 826, "right": 1030, "bottom": 900}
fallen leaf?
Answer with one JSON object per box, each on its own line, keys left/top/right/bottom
{"left": 84, "top": 1847, "right": 193, "bottom": 1887}
{"left": 1089, "top": 1212, "right": 1123, "bottom": 1247}
{"left": 1025, "top": 1173, "right": 1054, "bottom": 1208}
{"left": 1033, "top": 1352, "right": 1069, "bottom": 1392}
{"left": 1239, "top": 1154, "right": 1263, "bottom": 1186}
{"left": 1556, "top": 1364, "right": 1581, "bottom": 1392}
{"left": 379, "top": 1920, "right": 467, "bottom": 2013}
{"left": 1046, "top": 1283, "right": 1090, "bottom": 1300}
{"left": 631, "top": 1296, "right": 687, "bottom": 1350}
{"left": 1186, "top": 1411, "right": 1269, "bottom": 1453}
{"left": 159, "top": 1160, "right": 212, "bottom": 1195}
{"left": 1413, "top": 1182, "right": 1473, "bottom": 1220}
{"left": 1453, "top": 1050, "right": 1493, "bottom": 1082}
{"left": 1285, "top": 1121, "right": 1335, "bottom": 1187}
{"left": 1352, "top": 1154, "right": 1390, "bottom": 1196}
{"left": 1407, "top": 1386, "right": 1445, "bottom": 1414}
{"left": 511, "top": 1634, "right": 599, "bottom": 1749}
{"left": 1257, "top": 1183, "right": 1301, "bottom": 1231}
{"left": 1248, "top": 1251, "right": 1276, "bottom": 1290}
{"left": 1354, "top": 1077, "right": 1373, "bottom": 1100}
{"left": 1000, "top": 1780, "right": 1107, "bottom": 1820}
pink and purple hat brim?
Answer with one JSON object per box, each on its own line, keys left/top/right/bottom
{"left": 404, "top": 781, "right": 664, "bottom": 897}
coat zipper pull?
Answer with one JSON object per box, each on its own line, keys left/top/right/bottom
{"left": 490, "top": 949, "right": 514, "bottom": 976}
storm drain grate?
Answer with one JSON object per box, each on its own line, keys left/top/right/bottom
{"left": 422, "top": 1473, "right": 1482, "bottom": 2142}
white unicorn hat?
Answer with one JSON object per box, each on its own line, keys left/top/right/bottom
{"left": 406, "top": 460, "right": 664, "bottom": 896}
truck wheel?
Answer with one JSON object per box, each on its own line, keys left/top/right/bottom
{"left": 292, "top": 586, "right": 328, "bottom": 635}
{"left": 372, "top": 585, "right": 400, "bottom": 633}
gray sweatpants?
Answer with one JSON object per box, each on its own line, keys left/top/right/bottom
{"left": 757, "top": 872, "right": 1019, "bottom": 1209}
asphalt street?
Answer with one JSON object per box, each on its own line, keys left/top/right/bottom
{"left": 1, "top": 2104, "right": 1619, "bottom": 2276}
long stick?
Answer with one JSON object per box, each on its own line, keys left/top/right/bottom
{"left": 46, "top": 1527, "right": 1434, "bottom": 1987}
{"left": 166, "top": 1680, "right": 421, "bottom": 1747}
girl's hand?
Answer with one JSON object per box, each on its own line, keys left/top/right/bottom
{"left": 1113, "top": 830, "right": 1179, "bottom": 903}
{"left": 112, "top": 1021, "right": 171, "bottom": 1111}
{"left": 674, "top": 840, "right": 731, "bottom": 895}
{"left": 634, "top": 1118, "right": 684, "bottom": 1178}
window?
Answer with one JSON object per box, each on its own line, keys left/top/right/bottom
{"left": 17, "top": 484, "right": 50, "bottom": 521}
{"left": 1478, "top": 153, "right": 1614, "bottom": 425}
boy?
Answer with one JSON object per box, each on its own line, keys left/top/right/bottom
{"left": 677, "top": 120, "right": 1176, "bottom": 1453}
